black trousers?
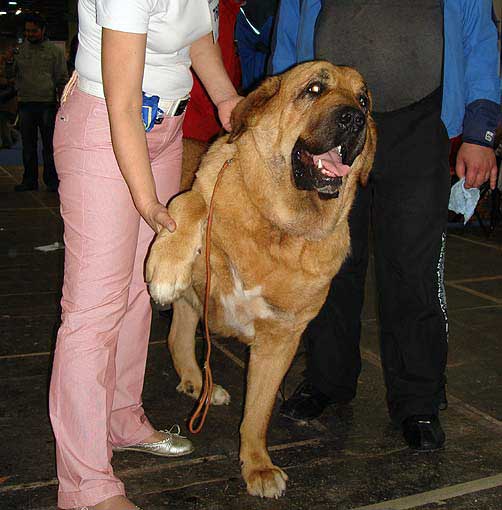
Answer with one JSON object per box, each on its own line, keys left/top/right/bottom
{"left": 18, "top": 101, "right": 58, "bottom": 187}
{"left": 304, "top": 89, "right": 451, "bottom": 424}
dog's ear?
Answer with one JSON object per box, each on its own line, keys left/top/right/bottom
{"left": 366, "top": 88, "right": 374, "bottom": 116}
{"left": 227, "top": 76, "right": 281, "bottom": 143}
{"left": 359, "top": 160, "right": 372, "bottom": 187}
{"left": 358, "top": 88, "right": 376, "bottom": 186}
{"left": 359, "top": 117, "right": 377, "bottom": 186}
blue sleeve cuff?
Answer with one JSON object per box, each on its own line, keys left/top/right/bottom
{"left": 462, "top": 99, "right": 500, "bottom": 148}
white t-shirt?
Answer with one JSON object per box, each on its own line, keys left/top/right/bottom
{"left": 76, "top": 0, "right": 213, "bottom": 100}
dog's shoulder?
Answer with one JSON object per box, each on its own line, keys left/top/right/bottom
{"left": 192, "top": 136, "right": 237, "bottom": 198}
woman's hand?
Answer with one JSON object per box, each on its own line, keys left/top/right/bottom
{"left": 217, "top": 94, "right": 243, "bottom": 131}
{"left": 140, "top": 200, "right": 176, "bottom": 233}
{"left": 190, "top": 33, "right": 241, "bottom": 131}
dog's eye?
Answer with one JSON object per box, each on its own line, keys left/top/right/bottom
{"left": 307, "top": 82, "right": 323, "bottom": 95}
{"left": 359, "top": 95, "right": 368, "bottom": 109}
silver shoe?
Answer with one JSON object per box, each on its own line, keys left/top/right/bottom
{"left": 113, "top": 425, "right": 194, "bottom": 457}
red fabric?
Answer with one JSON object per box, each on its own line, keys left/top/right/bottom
{"left": 183, "top": 0, "right": 242, "bottom": 142}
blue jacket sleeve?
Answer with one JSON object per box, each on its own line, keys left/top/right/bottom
{"left": 269, "top": 0, "right": 301, "bottom": 75}
{"left": 461, "top": 0, "right": 501, "bottom": 147}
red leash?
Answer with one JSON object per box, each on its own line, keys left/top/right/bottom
{"left": 188, "top": 158, "right": 233, "bottom": 434}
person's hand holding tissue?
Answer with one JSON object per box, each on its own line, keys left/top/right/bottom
{"left": 448, "top": 178, "right": 480, "bottom": 224}
{"left": 455, "top": 142, "right": 497, "bottom": 190}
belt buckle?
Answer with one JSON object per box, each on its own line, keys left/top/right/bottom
{"left": 173, "top": 98, "right": 189, "bottom": 116}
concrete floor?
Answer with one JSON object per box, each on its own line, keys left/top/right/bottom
{"left": 1, "top": 160, "right": 502, "bottom": 510}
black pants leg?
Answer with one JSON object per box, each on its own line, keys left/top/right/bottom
{"left": 0, "top": 111, "right": 14, "bottom": 147}
{"left": 372, "top": 90, "right": 450, "bottom": 425}
{"left": 18, "top": 102, "right": 58, "bottom": 187}
{"left": 39, "top": 103, "right": 58, "bottom": 187}
{"left": 18, "top": 103, "right": 40, "bottom": 186}
{"left": 304, "top": 183, "right": 371, "bottom": 403}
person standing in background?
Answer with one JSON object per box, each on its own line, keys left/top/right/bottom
{"left": 66, "top": 34, "right": 79, "bottom": 76}
{"left": 183, "top": 0, "right": 242, "bottom": 143}
{"left": 270, "top": 0, "right": 500, "bottom": 451}
{"left": 10, "top": 13, "right": 68, "bottom": 192}
{"left": 234, "top": 0, "right": 278, "bottom": 91}
{"left": 0, "top": 48, "right": 17, "bottom": 149}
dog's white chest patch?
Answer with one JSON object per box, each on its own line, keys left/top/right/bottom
{"left": 220, "top": 266, "right": 275, "bottom": 338}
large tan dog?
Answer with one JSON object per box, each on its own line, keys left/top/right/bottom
{"left": 146, "top": 61, "right": 376, "bottom": 498}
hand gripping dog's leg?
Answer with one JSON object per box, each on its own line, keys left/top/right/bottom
{"left": 146, "top": 191, "right": 207, "bottom": 306}
{"left": 240, "top": 328, "right": 302, "bottom": 498}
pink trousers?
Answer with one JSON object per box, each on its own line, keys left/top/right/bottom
{"left": 49, "top": 88, "right": 183, "bottom": 508}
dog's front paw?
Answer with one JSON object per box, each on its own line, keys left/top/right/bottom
{"left": 211, "top": 384, "right": 231, "bottom": 405}
{"left": 146, "top": 234, "right": 197, "bottom": 306}
{"left": 176, "top": 381, "right": 231, "bottom": 406}
{"left": 243, "top": 464, "right": 288, "bottom": 498}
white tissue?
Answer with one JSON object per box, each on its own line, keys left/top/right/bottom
{"left": 448, "top": 178, "right": 480, "bottom": 224}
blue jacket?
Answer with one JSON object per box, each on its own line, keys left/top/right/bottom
{"left": 270, "top": 0, "right": 501, "bottom": 146}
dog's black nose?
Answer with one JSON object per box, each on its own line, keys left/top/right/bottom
{"left": 337, "top": 107, "right": 366, "bottom": 132}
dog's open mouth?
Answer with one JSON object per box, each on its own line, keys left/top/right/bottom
{"left": 292, "top": 140, "right": 351, "bottom": 197}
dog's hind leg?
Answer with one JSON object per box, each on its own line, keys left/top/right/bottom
{"left": 169, "top": 297, "right": 230, "bottom": 406}
{"left": 146, "top": 190, "right": 207, "bottom": 306}
{"left": 240, "top": 328, "right": 302, "bottom": 498}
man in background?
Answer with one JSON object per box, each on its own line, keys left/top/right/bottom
{"left": 0, "top": 47, "right": 17, "bottom": 149}
{"left": 270, "top": 0, "right": 500, "bottom": 451}
{"left": 235, "top": 0, "right": 278, "bottom": 91}
{"left": 10, "top": 13, "right": 68, "bottom": 192}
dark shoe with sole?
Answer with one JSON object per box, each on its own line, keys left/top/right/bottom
{"left": 14, "top": 182, "right": 38, "bottom": 192}
{"left": 402, "top": 414, "right": 445, "bottom": 451}
{"left": 280, "top": 380, "right": 335, "bottom": 421}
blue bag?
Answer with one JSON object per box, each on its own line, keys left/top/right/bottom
{"left": 142, "top": 92, "right": 164, "bottom": 132}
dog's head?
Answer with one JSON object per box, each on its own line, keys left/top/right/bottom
{"left": 227, "top": 62, "right": 376, "bottom": 238}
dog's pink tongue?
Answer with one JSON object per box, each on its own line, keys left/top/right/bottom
{"left": 312, "top": 149, "right": 351, "bottom": 177}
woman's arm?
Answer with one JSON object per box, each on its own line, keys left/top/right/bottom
{"left": 101, "top": 28, "right": 176, "bottom": 232}
{"left": 190, "top": 33, "right": 242, "bottom": 131}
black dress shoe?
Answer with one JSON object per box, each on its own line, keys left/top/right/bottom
{"left": 402, "top": 414, "right": 445, "bottom": 451}
{"left": 280, "top": 380, "right": 334, "bottom": 421}
{"left": 14, "top": 182, "right": 38, "bottom": 192}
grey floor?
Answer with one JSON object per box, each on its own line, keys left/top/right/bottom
{"left": 1, "top": 162, "right": 502, "bottom": 510}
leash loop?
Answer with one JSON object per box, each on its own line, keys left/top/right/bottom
{"left": 188, "top": 158, "right": 233, "bottom": 434}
